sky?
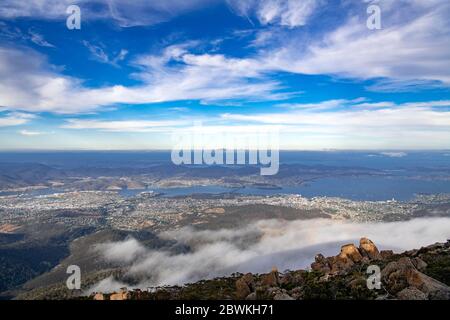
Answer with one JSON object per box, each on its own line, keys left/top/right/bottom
{"left": 0, "top": 0, "right": 449, "bottom": 150}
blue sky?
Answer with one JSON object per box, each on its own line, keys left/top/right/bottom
{"left": 0, "top": 0, "right": 449, "bottom": 150}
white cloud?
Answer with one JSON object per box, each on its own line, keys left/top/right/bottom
{"left": 277, "top": 99, "right": 450, "bottom": 111}
{"left": 220, "top": 99, "right": 450, "bottom": 149}
{"left": 0, "top": 23, "right": 54, "bottom": 48}
{"left": 28, "top": 29, "right": 54, "bottom": 48}
{"left": 0, "top": 0, "right": 218, "bottom": 27}
{"left": 19, "top": 129, "right": 51, "bottom": 136}
{"left": 365, "top": 79, "right": 447, "bottom": 93}
{"left": 263, "top": 1, "right": 450, "bottom": 86}
{"left": 227, "top": 0, "right": 324, "bottom": 27}
{"left": 278, "top": 99, "right": 357, "bottom": 110}
{"left": 82, "top": 41, "right": 128, "bottom": 66}
{"left": 62, "top": 119, "right": 189, "bottom": 132}
{"left": 0, "top": 112, "right": 34, "bottom": 127}
{"left": 0, "top": 1, "right": 448, "bottom": 122}
{"left": 222, "top": 100, "right": 450, "bottom": 127}
{"left": 0, "top": 0, "right": 73, "bottom": 19}
{"left": 380, "top": 152, "right": 407, "bottom": 158}
{"left": 0, "top": 45, "right": 285, "bottom": 114}
{"left": 97, "top": 238, "right": 147, "bottom": 263}
{"left": 59, "top": 98, "right": 450, "bottom": 149}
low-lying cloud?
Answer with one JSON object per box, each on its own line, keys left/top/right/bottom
{"left": 90, "top": 217, "right": 450, "bottom": 293}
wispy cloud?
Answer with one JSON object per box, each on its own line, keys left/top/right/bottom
{"left": 0, "top": 44, "right": 287, "bottom": 114}
{"left": 0, "top": 0, "right": 219, "bottom": 27}
{"left": 18, "top": 129, "right": 52, "bottom": 136}
{"left": 82, "top": 41, "right": 127, "bottom": 67}
{"left": 380, "top": 152, "right": 408, "bottom": 158}
{"left": 261, "top": 1, "right": 450, "bottom": 87}
{"left": 0, "top": 112, "right": 35, "bottom": 127}
{"left": 227, "top": 0, "right": 325, "bottom": 28}
{"left": 0, "top": 23, "right": 54, "bottom": 48}
{"left": 62, "top": 119, "right": 189, "bottom": 132}
{"left": 277, "top": 99, "right": 450, "bottom": 111}
{"left": 220, "top": 99, "right": 450, "bottom": 149}
{"left": 28, "top": 29, "right": 54, "bottom": 47}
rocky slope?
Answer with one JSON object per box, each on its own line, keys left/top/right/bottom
{"left": 88, "top": 238, "right": 450, "bottom": 300}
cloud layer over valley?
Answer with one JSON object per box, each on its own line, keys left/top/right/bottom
{"left": 90, "top": 217, "right": 450, "bottom": 293}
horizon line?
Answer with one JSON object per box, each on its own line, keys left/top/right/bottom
{"left": 0, "top": 149, "right": 449, "bottom": 153}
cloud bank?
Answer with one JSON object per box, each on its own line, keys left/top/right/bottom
{"left": 90, "top": 217, "right": 450, "bottom": 293}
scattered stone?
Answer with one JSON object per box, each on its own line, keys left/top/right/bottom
{"left": 289, "top": 287, "right": 303, "bottom": 299}
{"left": 110, "top": 288, "right": 130, "bottom": 300}
{"left": 274, "top": 292, "right": 294, "bottom": 300}
{"left": 311, "top": 254, "right": 331, "bottom": 274}
{"left": 93, "top": 293, "right": 105, "bottom": 300}
{"left": 396, "top": 287, "right": 427, "bottom": 300}
{"left": 380, "top": 250, "right": 394, "bottom": 260}
{"left": 245, "top": 292, "right": 257, "bottom": 300}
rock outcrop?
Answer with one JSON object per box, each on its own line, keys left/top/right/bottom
{"left": 382, "top": 257, "right": 450, "bottom": 300}
{"left": 260, "top": 268, "right": 280, "bottom": 287}
{"left": 359, "top": 237, "right": 381, "bottom": 260}
{"left": 232, "top": 238, "right": 450, "bottom": 300}
{"left": 235, "top": 273, "right": 254, "bottom": 299}
{"left": 311, "top": 238, "right": 380, "bottom": 275}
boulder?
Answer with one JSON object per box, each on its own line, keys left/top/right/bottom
{"left": 396, "top": 287, "right": 427, "bottom": 300}
{"left": 323, "top": 243, "right": 365, "bottom": 275}
{"left": 261, "top": 268, "right": 280, "bottom": 287}
{"left": 339, "top": 244, "right": 363, "bottom": 263}
{"left": 359, "top": 238, "right": 381, "bottom": 260}
{"left": 405, "top": 268, "right": 450, "bottom": 300}
{"left": 382, "top": 257, "right": 450, "bottom": 299}
{"left": 241, "top": 273, "right": 255, "bottom": 290}
{"left": 274, "top": 292, "right": 294, "bottom": 300}
{"left": 289, "top": 287, "right": 303, "bottom": 300}
{"left": 236, "top": 278, "right": 251, "bottom": 299}
{"left": 245, "top": 292, "right": 257, "bottom": 300}
{"left": 315, "top": 253, "right": 327, "bottom": 264}
{"left": 380, "top": 250, "right": 394, "bottom": 260}
{"left": 311, "top": 254, "right": 331, "bottom": 274}
{"left": 110, "top": 291, "right": 130, "bottom": 300}
{"left": 381, "top": 257, "right": 416, "bottom": 294}
{"left": 412, "top": 257, "right": 427, "bottom": 272}
{"left": 93, "top": 293, "right": 105, "bottom": 300}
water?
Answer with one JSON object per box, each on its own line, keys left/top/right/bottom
{"left": 116, "top": 176, "right": 450, "bottom": 202}
{"left": 1, "top": 151, "right": 449, "bottom": 201}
